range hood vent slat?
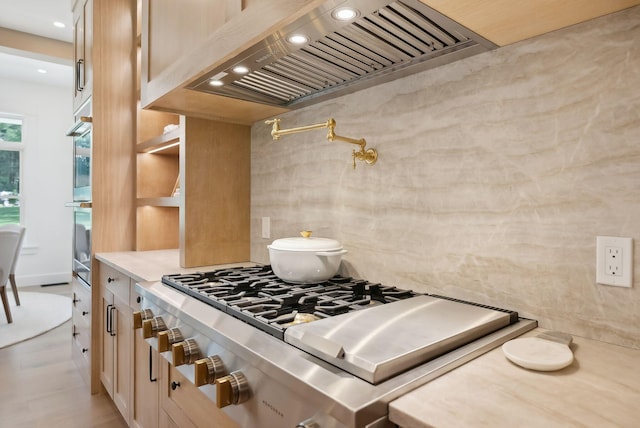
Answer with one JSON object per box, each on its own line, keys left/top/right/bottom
{"left": 273, "top": 56, "right": 344, "bottom": 87}
{"left": 388, "top": 2, "right": 460, "bottom": 46}
{"left": 303, "top": 44, "right": 373, "bottom": 76}
{"left": 187, "top": 0, "right": 497, "bottom": 108}
{"left": 354, "top": 18, "right": 423, "bottom": 58}
{"left": 288, "top": 51, "right": 354, "bottom": 82}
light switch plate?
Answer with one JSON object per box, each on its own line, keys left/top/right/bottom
{"left": 596, "top": 236, "right": 633, "bottom": 287}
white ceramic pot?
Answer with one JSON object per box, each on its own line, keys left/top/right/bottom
{"left": 268, "top": 232, "right": 347, "bottom": 283}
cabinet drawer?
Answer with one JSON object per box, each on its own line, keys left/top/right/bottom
{"left": 72, "top": 305, "right": 91, "bottom": 331}
{"left": 72, "top": 278, "right": 91, "bottom": 316}
{"left": 163, "top": 363, "right": 238, "bottom": 428}
{"left": 72, "top": 320, "right": 91, "bottom": 353}
{"left": 100, "top": 263, "right": 131, "bottom": 303}
{"left": 71, "top": 321, "right": 91, "bottom": 385}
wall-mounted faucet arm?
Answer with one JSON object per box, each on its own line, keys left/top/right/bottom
{"left": 265, "top": 117, "right": 377, "bottom": 169}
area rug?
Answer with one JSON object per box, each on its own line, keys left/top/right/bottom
{"left": 0, "top": 291, "right": 72, "bottom": 349}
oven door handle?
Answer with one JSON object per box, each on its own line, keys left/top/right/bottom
{"left": 65, "top": 201, "right": 92, "bottom": 208}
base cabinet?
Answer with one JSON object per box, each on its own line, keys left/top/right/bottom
{"left": 99, "top": 263, "right": 133, "bottom": 424}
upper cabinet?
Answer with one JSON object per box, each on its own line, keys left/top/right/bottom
{"left": 139, "top": 0, "right": 640, "bottom": 123}
{"left": 72, "top": 0, "right": 93, "bottom": 111}
{"left": 140, "top": 0, "right": 318, "bottom": 123}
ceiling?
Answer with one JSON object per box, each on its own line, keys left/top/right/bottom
{"left": 0, "top": 0, "right": 73, "bottom": 88}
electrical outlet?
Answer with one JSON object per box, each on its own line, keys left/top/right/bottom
{"left": 261, "top": 217, "right": 270, "bottom": 239}
{"left": 596, "top": 236, "right": 633, "bottom": 287}
{"left": 605, "top": 246, "right": 622, "bottom": 276}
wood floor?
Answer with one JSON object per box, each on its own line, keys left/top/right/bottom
{"left": 0, "top": 284, "right": 127, "bottom": 428}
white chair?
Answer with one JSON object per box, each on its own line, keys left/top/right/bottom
{"left": 1, "top": 225, "right": 26, "bottom": 306}
{"left": 0, "top": 228, "right": 23, "bottom": 324}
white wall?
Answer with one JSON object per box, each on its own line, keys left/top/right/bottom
{"left": 0, "top": 77, "right": 73, "bottom": 286}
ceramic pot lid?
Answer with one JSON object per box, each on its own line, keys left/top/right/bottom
{"left": 269, "top": 231, "right": 342, "bottom": 252}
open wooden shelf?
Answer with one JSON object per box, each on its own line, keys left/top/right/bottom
{"left": 136, "top": 127, "right": 180, "bottom": 154}
{"left": 136, "top": 109, "right": 180, "bottom": 251}
{"left": 136, "top": 197, "right": 179, "bottom": 207}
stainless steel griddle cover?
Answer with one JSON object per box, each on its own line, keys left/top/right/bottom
{"left": 284, "top": 295, "right": 512, "bottom": 384}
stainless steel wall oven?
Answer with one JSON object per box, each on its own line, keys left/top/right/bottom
{"left": 66, "top": 100, "right": 92, "bottom": 286}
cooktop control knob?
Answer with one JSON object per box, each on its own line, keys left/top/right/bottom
{"left": 172, "top": 338, "right": 201, "bottom": 366}
{"left": 132, "top": 309, "right": 154, "bottom": 329}
{"left": 142, "top": 316, "right": 167, "bottom": 339}
{"left": 194, "top": 355, "right": 227, "bottom": 387}
{"left": 215, "top": 371, "right": 250, "bottom": 408}
{"left": 157, "top": 328, "right": 184, "bottom": 352}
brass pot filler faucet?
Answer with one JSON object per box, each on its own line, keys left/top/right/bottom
{"left": 265, "top": 118, "right": 378, "bottom": 169}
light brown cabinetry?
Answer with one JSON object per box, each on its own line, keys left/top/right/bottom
{"left": 69, "top": 0, "right": 137, "bottom": 396}
{"left": 139, "top": 0, "right": 299, "bottom": 123}
{"left": 72, "top": 0, "right": 92, "bottom": 111}
{"left": 99, "top": 263, "right": 133, "bottom": 424}
{"left": 135, "top": 111, "right": 251, "bottom": 267}
{"left": 179, "top": 117, "right": 251, "bottom": 267}
{"left": 136, "top": 109, "right": 180, "bottom": 251}
{"left": 71, "top": 277, "right": 91, "bottom": 385}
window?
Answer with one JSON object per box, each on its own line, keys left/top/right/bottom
{"left": 0, "top": 115, "right": 23, "bottom": 225}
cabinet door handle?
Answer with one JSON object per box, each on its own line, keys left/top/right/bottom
{"left": 171, "top": 381, "right": 180, "bottom": 390}
{"left": 76, "top": 59, "right": 84, "bottom": 92}
{"left": 107, "top": 277, "right": 116, "bottom": 283}
{"left": 109, "top": 305, "right": 117, "bottom": 337}
{"left": 106, "top": 304, "right": 113, "bottom": 334}
{"left": 149, "top": 346, "right": 157, "bottom": 382}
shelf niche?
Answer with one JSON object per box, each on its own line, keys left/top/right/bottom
{"left": 136, "top": 109, "right": 180, "bottom": 251}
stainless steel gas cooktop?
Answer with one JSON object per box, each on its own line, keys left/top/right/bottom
{"left": 161, "top": 265, "right": 522, "bottom": 384}
{"left": 137, "top": 265, "right": 537, "bottom": 427}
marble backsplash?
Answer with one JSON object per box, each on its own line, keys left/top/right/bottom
{"left": 250, "top": 6, "right": 640, "bottom": 348}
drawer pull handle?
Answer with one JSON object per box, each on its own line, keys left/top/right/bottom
{"left": 107, "top": 277, "right": 115, "bottom": 283}
{"left": 149, "top": 346, "right": 157, "bottom": 383}
{"left": 171, "top": 381, "right": 180, "bottom": 390}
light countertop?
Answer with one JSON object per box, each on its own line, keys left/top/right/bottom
{"left": 95, "top": 250, "right": 640, "bottom": 427}
{"left": 95, "top": 249, "right": 252, "bottom": 283}
{"left": 389, "top": 328, "right": 640, "bottom": 428}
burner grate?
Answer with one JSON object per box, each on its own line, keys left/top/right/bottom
{"left": 161, "top": 265, "right": 419, "bottom": 339}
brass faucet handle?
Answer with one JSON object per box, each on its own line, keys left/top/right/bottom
{"left": 300, "top": 231, "right": 312, "bottom": 238}
{"left": 265, "top": 118, "right": 281, "bottom": 140}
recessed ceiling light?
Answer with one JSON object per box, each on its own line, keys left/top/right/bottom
{"left": 287, "top": 34, "right": 309, "bottom": 45}
{"left": 232, "top": 65, "right": 249, "bottom": 74}
{"left": 208, "top": 79, "right": 224, "bottom": 87}
{"left": 53, "top": 21, "right": 66, "bottom": 28}
{"left": 331, "top": 7, "right": 359, "bottom": 21}
{"left": 37, "top": 69, "right": 47, "bottom": 74}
